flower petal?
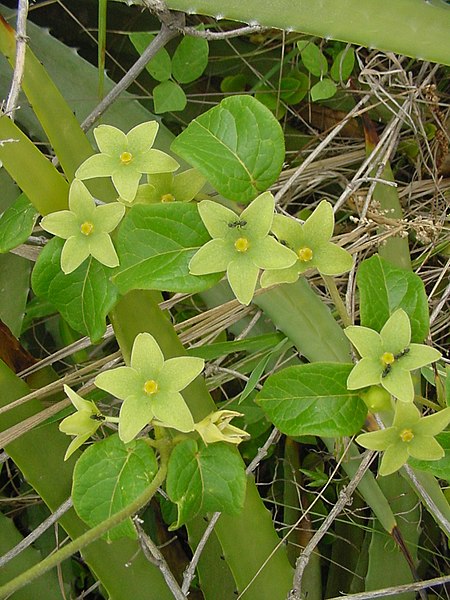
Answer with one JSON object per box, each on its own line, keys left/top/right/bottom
{"left": 356, "top": 427, "right": 398, "bottom": 450}
{"left": 380, "top": 309, "right": 411, "bottom": 354}
{"left": 241, "top": 191, "right": 275, "bottom": 238}
{"left": 313, "top": 242, "right": 353, "bottom": 276}
{"left": 260, "top": 264, "right": 300, "bottom": 288}
{"left": 94, "top": 124, "right": 127, "bottom": 155}
{"left": 189, "top": 239, "right": 232, "bottom": 275}
{"left": 88, "top": 232, "right": 120, "bottom": 268}
{"left": 75, "top": 154, "right": 116, "bottom": 180}
{"left": 407, "top": 436, "right": 445, "bottom": 461}
{"left": 126, "top": 121, "right": 159, "bottom": 154}
{"left": 197, "top": 200, "right": 237, "bottom": 238}
{"left": 344, "top": 326, "right": 383, "bottom": 358}
{"left": 69, "top": 180, "right": 96, "bottom": 218}
{"left": 413, "top": 407, "right": 450, "bottom": 437}
{"left": 64, "top": 384, "right": 92, "bottom": 412}
{"left": 150, "top": 391, "right": 195, "bottom": 433}
{"left": 40, "top": 211, "right": 79, "bottom": 239}
{"left": 378, "top": 443, "right": 409, "bottom": 476}
{"left": 63, "top": 433, "right": 92, "bottom": 461}
{"left": 252, "top": 236, "right": 298, "bottom": 270}
{"left": 134, "top": 149, "right": 179, "bottom": 174}
{"left": 61, "top": 236, "right": 90, "bottom": 274}
{"left": 160, "top": 356, "right": 204, "bottom": 392}
{"left": 172, "top": 169, "right": 206, "bottom": 202}
{"left": 130, "top": 332, "right": 164, "bottom": 377}
{"left": 346, "top": 357, "right": 382, "bottom": 389}
{"left": 94, "top": 202, "right": 125, "bottom": 233}
{"left": 398, "top": 343, "right": 441, "bottom": 370}
{"left": 381, "top": 367, "right": 414, "bottom": 403}
{"left": 392, "top": 400, "right": 421, "bottom": 427}
{"left": 119, "top": 394, "right": 154, "bottom": 443}
{"left": 271, "top": 214, "right": 302, "bottom": 248}
{"left": 95, "top": 366, "right": 143, "bottom": 400}
{"left": 227, "top": 259, "right": 259, "bottom": 305}
{"left": 111, "top": 167, "right": 142, "bottom": 202}
{"left": 59, "top": 411, "right": 99, "bottom": 436}
{"left": 301, "top": 200, "right": 334, "bottom": 244}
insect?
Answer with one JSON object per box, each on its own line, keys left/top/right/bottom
{"left": 90, "top": 414, "right": 106, "bottom": 422}
{"left": 228, "top": 219, "right": 247, "bottom": 229}
{"left": 381, "top": 364, "right": 392, "bottom": 378}
{"left": 394, "top": 348, "right": 410, "bottom": 360}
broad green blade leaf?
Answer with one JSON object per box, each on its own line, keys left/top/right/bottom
{"left": 330, "top": 47, "right": 355, "bottom": 81}
{"left": 32, "top": 238, "right": 119, "bottom": 342}
{"left": 0, "top": 194, "right": 38, "bottom": 253}
{"left": 0, "top": 253, "right": 31, "bottom": 337}
{"left": 409, "top": 432, "right": 450, "bottom": 482}
{"left": 0, "top": 115, "right": 69, "bottom": 215}
{"left": 153, "top": 80, "right": 187, "bottom": 113}
{"left": 166, "top": 439, "right": 246, "bottom": 529}
{"left": 310, "top": 78, "right": 337, "bottom": 101}
{"left": 297, "top": 40, "right": 328, "bottom": 76}
{"left": 72, "top": 434, "right": 158, "bottom": 542}
{"left": 129, "top": 33, "right": 172, "bottom": 82}
{"left": 0, "top": 512, "right": 63, "bottom": 598}
{"left": 357, "top": 255, "right": 429, "bottom": 342}
{"left": 172, "top": 34, "right": 209, "bottom": 84}
{"left": 256, "top": 363, "right": 367, "bottom": 436}
{"left": 171, "top": 95, "right": 285, "bottom": 203}
{"left": 114, "top": 203, "right": 222, "bottom": 294}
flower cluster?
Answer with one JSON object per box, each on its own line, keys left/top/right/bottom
{"left": 189, "top": 195, "right": 353, "bottom": 305}
{"left": 59, "top": 333, "right": 249, "bottom": 458}
{"left": 344, "top": 308, "right": 447, "bottom": 475}
{"left": 40, "top": 121, "right": 189, "bottom": 274}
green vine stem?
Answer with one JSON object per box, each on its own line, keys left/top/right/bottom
{"left": 163, "top": 0, "right": 450, "bottom": 65}
{"left": 0, "top": 440, "right": 171, "bottom": 599}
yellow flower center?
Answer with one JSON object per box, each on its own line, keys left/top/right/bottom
{"left": 399, "top": 428, "right": 414, "bottom": 443}
{"left": 161, "top": 193, "right": 175, "bottom": 203}
{"left": 297, "top": 246, "right": 313, "bottom": 262}
{"left": 234, "top": 237, "right": 250, "bottom": 253}
{"left": 80, "top": 221, "right": 94, "bottom": 236}
{"left": 381, "top": 352, "right": 395, "bottom": 365}
{"left": 120, "top": 151, "right": 133, "bottom": 165}
{"left": 144, "top": 379, "right": 159, "bottom": 395}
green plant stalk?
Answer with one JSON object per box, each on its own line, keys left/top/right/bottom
{"left": 283, "top": 438, "right": 322, "bottom": 600}
{"left": 0, "top": 361, "right": 175, "bottom": 600}
{"left": 0, "top": 15, "right": 94, "bottom": 180}
{"left": 362, "top": 115, "right": 411, "bottom": 271}
{"left": 98, "top": 0, "right": 107, "bottom": 99}
{"left": 163, "top": 0, "right": 450, "bottom": 65}
{"left": 110, "top": 290, "right": 294, "bottom": 599}
{"left": 255, "top": 279, "right": 352, "bottom": 363}
{"left": 0, "top": 435, "right": 171, "bottom": 599}
{"left": 0, "top": 114, "right": 69, "bottom": 214}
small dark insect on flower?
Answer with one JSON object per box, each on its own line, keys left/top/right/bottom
{"left": 90, "top": 414, "right": 106, "bottom": 421}
{"left": 382, "top": 364, "right": 392, "bottom": 378}
{"left": 228, "top": 219, "right": 247, "bottom": 229}
{"left": 394, "top": 347, "right": 410, "bottom": 360}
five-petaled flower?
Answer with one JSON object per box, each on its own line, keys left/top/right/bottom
{"left": 260, "top": 200, "right": 353, "bottom": 288}
{"left": 189, "top": 192, "right": 298, "bottom": 305}
{"left": 194, "top": 410, "right": 250, "bottom": 445}
{"left": 130, "top": 168, "right": 206, "bottom": 206}
{"left": 75, "top": 122, "right": 179, "bottom": 202}
{"left": 95, "top": 333, "right": 204, "bottom": 443}
{"left": 345, "top": 309, "right": 441, "bottom": 403}
{"left": 356, "top": 401, "right": 450, "bottom": 476}
{"left": 59, "top": 385, "right": 104, "bottom": 460}
{"left": 40, "top": 179, "right": 125, "bottom": 274}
